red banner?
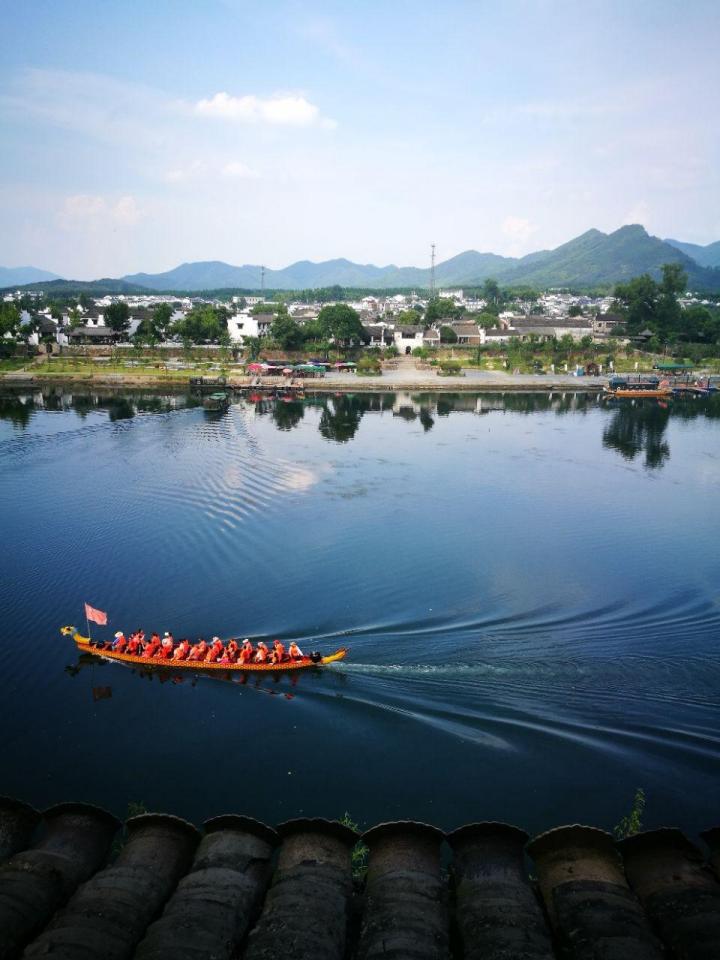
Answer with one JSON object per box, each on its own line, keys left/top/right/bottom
{"left": 84, "top": 603, "right": 108, "bottom": 626}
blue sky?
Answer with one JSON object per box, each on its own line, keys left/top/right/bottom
{"left": 1, "top": 0, "right": 718, "bottom": 278}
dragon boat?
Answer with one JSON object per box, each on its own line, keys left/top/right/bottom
{"left": 61, "top": 627, "right": 347, "bottom": 672}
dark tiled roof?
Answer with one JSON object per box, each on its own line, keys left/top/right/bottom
{"left": 1, "top": 795, "right": 718, "bottom": 959}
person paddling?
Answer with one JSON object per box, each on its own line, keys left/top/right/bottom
{"left": 254, "top": 641, "right": 269, "bottom": 663}
{"left": 288, "top": 641, "right": 304, "bottom": 661}
{"left": 239, "top": 639, "right": 254, "bottom": 664}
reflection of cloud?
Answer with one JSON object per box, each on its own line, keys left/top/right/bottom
{"left": 280, "top": 464, "right": 319, "bottom": 492}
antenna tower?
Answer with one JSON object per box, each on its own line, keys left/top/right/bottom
{"left": 430, "top": 243, "right": 436, "bottom": 298}
{"left": 260, "top": 265, "right": 265, "bottom": 297}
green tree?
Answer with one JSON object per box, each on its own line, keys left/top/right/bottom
{"left": 0, "top": 303, "right": 21, "bottom": 340}
{"left": 483, "top": 278, "right": 501, "bottom": 305}
{"left": 243, "top": 336, "right": 263, "bottom": 360}
{"left": 477, "top": 312, "right": 498, "bottom": 329}
{"left": 425, "top": 297, "right": 460, "bottom": 324}
{"left": 394, "top": 309, "right": 423, "bottom": 327}
{"left": 105, "top": 302, "right": 131, "bottom": 334}
{"left": 134, "top": 318, "right": 159, "bottom": 346}
{"left": 317, "top": 303, "right": 365, "bottom": 345}
{"left": 172, "top": 306, "right": 227, "bottom": 344}
{"left": 271, "top": 312, "right": 304, "bottom": 350}
{"left": 568, "top": 304, "right": 583, "bottom": 317}
{"left": 656, "top": 263, "right": 687, "bottom": 339}
{"left": 613, "top": 274, "right": 659, "bottom": 335}
{"left": 151, "top": 303, "right": 174, "bottom": 340}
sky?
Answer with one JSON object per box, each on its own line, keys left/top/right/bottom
{"left": 1, "top": 0, "right": 719, "bottom": 279}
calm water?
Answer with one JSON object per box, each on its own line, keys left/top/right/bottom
{"left": 1, "top": 387, "right": 719, "bottom": 835}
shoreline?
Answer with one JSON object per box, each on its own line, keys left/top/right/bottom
{"left": 0, "top": 371, "right": 608, "bottom": 394}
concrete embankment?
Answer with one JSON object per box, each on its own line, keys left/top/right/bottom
{"left": 0, "top": 371, "right": 607, "bottom": 394}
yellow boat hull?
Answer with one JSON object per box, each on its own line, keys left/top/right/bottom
{"left": 64, "top": 629, "right": 347, "bottom": 672}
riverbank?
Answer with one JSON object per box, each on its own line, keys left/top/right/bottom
{"left": 0, "top": 368, "right": 608, "bottom": 393}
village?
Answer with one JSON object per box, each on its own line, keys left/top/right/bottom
{"left": 3, "top": 287, "right": 630, "bottom": 353}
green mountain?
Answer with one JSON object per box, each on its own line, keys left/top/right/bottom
{"left": 122, "top": 251, "right": 513, "bottom": 291}
{"left": 664, "top": 238, "right": 720, "bottom": 269}
{"left": 1, "top": 278, "right": 151, "bottom": 296}
{"left": 6, "top": 226, "right": 720, "bottom": 295}
{"left": 490, "top": 225, "right": 715, "bottom": 288}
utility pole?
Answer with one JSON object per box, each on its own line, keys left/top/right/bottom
{"left": 430, "top": 243, "right": 436, "bottom": 299}
{"left": 260, "top": 265, "right": 265, "bottom": 298}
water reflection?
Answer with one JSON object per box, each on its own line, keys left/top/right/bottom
{"left": 602, "top": 400, "right": 671, "bottom": 470}
{"left": 2, "top": 387, "right": 719, "bottom": 471}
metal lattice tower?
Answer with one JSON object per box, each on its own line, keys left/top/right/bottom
{"left": 260, "top": 265, "right": 265, "bottom": 297}
{"left": 430, "top": 243, "right": 436, "bottom": 298}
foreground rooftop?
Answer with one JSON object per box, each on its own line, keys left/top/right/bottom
{"left": 0, "top": 794, "right": 719, "bottom": 959}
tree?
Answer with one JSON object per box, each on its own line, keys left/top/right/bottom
{"left": 0, "top": 302, "right": 21, "bottom": 339}
{"left": 172, "top": 306, "right": 227, "bottom": 344}
{"left": 152, "top": 303, "right": 174, "bottom": 340}
{"left": 394, "top": 309, "right": 424, "bottom": 327}
{"left": 568, "top": 304, "right": 583, "bottom": 317}
{"left": 271, "top": 313, "right": 304, "bottom": 350}
{"left": 243, "top": 336, "right": 262, "bottom": 360}
{"left": 483, "top": 278, "right": 501, "bottom": 306}
{"left": 134, "top": 318, "right": 159, "bottom": 346}
{"left": 317, "top": 303, "right": 365, "bottom": 345}
{"left": 613, "top": 274, "right": 659, "bottom": 335}
{"left": 656, "top": 263, "right": 687, "bottom": 339}
{"left": 105, "top": 302, "right": 130, "bottom": 334}
{"left": 477, "top": 312, "right": 498, "bottom": 329}
{"left": 425, "top": 297, "right": 461, "bottom": 324}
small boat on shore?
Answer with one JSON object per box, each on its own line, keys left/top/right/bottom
{"left": 603, "top": 375, "right": 672, "bottom": 400}
{"left": 61, "top": 628, "right": 347, "bottom": 672}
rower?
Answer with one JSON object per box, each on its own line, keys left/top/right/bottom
{"left": 112, "top": 632, "right": 127, "bottom": 653}
{"left": 271, "top": 639, "right": 286, "bottom": 663}
{"left": 254, "top": 641, "right": 269, "bottom": 663}
{"left": 126, "top": 635, "right": 141, "bottom": 655}
{"left": 205, "top": 636, "right": 223, "bottom": 662}
{"left": 239, "top": 639, "right": 254, "bottom": 664}
{"left": 173, "top": 639, "right": 190, "bottom": 660}
{"left": 288, "top": 641, "right": 304, "bottom": 661}
{"left": 188, "top": 638, "right": 207, "bottom": 661}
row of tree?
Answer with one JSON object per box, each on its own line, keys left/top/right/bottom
{"left": 613, "top": 263, "right": 720, "bottom": 346}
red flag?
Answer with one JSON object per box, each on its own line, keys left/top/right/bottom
{"left": 85, "top": 603, "right": 108, "bottom": 626}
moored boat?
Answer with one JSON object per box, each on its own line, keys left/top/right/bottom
{"left": 603, "top": 375, "right": 672, "bottom": 399}
{"left": 61, "top": 627, "right": 347, "bottom": 672}
{"left": 202, "top": 392, "right": 230, "bottom": 412}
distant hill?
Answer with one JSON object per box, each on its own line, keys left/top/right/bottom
{"left": 1, "top": 278, "right": 151, "bottom": 296}
{"left": 0, "top": 266, "right": 62, "bottom": 286}
{"left": 491, "top": 225, "right": 719, "bottom": 288}
{"left": 6, "top": 226, "right": 720, "bottom": 295}
{"left": 121, "top": 255, "right": 510, "bottom": 291}
{"left": 665, "top": 238, "right": 720, "bottom": 269}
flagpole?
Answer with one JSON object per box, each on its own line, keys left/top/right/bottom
{"left": 85, "top": 608, "right": 92, "bottom": 644}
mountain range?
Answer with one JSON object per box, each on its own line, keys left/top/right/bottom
{"left": 0, "top": 266, "right": 62, "bottom": 286}
{"left": 4, "top": 225, "right": 720, "bottom": 293}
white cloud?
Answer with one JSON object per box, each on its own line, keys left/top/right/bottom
{"left": 222, "top": 161, "right": 259, "bottom": 179}
{"left": 59, "top": 194, "right": 143, "bottom": 229}
{"left": 164, "top": 160, "right": 258, "bottom": 183}
{"left": 194, "top": 91, "right": 334, "bottom": 127}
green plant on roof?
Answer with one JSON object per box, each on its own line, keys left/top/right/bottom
{"left": 339, "top": 811, "right": 369, "bottom": 880}
{"left": 613, "top": 787, "right": 645, "bottom": 840}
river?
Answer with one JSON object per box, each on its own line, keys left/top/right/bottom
{"left": 1, "top": 387, "right": 718, "bottom": 835}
